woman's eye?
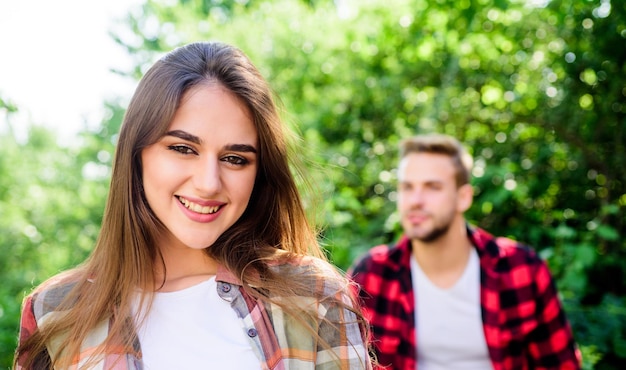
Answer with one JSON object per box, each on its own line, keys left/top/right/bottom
{"left": 222, "top": 155, "right": 248, "bottom": 165}
{"left": 168, "top": 145, "right": 196, "bottom": 155}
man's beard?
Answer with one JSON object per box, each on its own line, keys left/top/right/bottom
{"left": 405, "top": 208, "right": 455, "bottom": 243}
{"left": 415, "top": 222, "right": 452, "bottom": 243}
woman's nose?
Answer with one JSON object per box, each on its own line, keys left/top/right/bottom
{"left": 194, "top": 158, "right": 222, "bottom": 195}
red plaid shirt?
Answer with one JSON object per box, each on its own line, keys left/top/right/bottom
{"left": 348, "top": 225, "right": 581, "bottom": 370}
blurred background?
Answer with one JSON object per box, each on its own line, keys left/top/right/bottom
{"left": 0, "top": 0, "right": 624, "bottom": 368}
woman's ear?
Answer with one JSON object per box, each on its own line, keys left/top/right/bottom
{"left": 457, "top": 183, "right": 474, "bottom": 213}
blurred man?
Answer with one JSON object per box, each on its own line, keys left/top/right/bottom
{"left": 349, "top": 133, "right": 580, "bottom": 369}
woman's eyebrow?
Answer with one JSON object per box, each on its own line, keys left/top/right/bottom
{"left": 165, "top": 130, "right": 202, "bottom": 144}
{"left": 225, "top": 144, "right": 257, "bottom": 153}
{"left": 166, "top": 130, "right": 257, "bottom": 153}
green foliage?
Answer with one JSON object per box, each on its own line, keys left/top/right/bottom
{"left": 1, "top": 0, "right": 624, "bottom": 368}
{"left": 0, "top": 106, "right": 119, "bottom": 366}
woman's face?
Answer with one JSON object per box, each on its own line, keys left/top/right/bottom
{"left": 141, "top": 84, "right": 258, "bottom": 251}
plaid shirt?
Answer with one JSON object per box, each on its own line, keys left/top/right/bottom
{"left": 17, "top": 259, "right": 371, "bottom": 369}
{"left": 348, "top": 225, "right": 581, "bottom": 370}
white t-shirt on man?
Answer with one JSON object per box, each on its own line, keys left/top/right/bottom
{"left": 411, "top": 248, "right": 493, "bottom": 370}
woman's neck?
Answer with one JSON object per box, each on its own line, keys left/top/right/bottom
{"left": 154, "top": 242, "right": 220, "bottom": 292}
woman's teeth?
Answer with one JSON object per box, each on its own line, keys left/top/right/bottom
{"left": 178, "top": 197, "right": 220, "bottom": 214}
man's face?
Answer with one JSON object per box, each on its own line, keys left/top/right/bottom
{"left": 397, "top": 152, "right": 470, "bottom": 243}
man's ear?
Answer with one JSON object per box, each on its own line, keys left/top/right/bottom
{"left": 457, "top": 183, "right": 474, "bottom": 213}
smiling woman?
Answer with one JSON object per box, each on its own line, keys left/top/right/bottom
{"left": 141, "top": 85, "right": 258, "bottom": 262}
{"left": 14, "top": 41, "right": 373, "bottom": 369}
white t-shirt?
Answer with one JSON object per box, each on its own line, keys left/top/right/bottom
{"left": 411, "top": 248, "right": 493, "bottom": 370}
{"left": 133, "top": 277, "right": 261, "bottom": 370}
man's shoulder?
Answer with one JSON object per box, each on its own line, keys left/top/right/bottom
{"left": 365, "top": 243, "right": 399, "bottom": 259}
{"left": 471, "top": 226, "right": 544, "bottom": 269}
{"left": 361, "top": 238, "right": 408, "bottom": 260}
{"left": 349, "top": 237, "right": 411, "bottom": 277}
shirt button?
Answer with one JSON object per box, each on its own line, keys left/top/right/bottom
{"left": 247, "top": 328, "right": 258, "bottom": 338}
{"left": 220, "top": 283, "right": 231, "bottom": 293}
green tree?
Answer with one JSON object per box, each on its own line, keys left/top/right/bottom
{"left": 0, "top": 101, "right": 122, "bottom": 366}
